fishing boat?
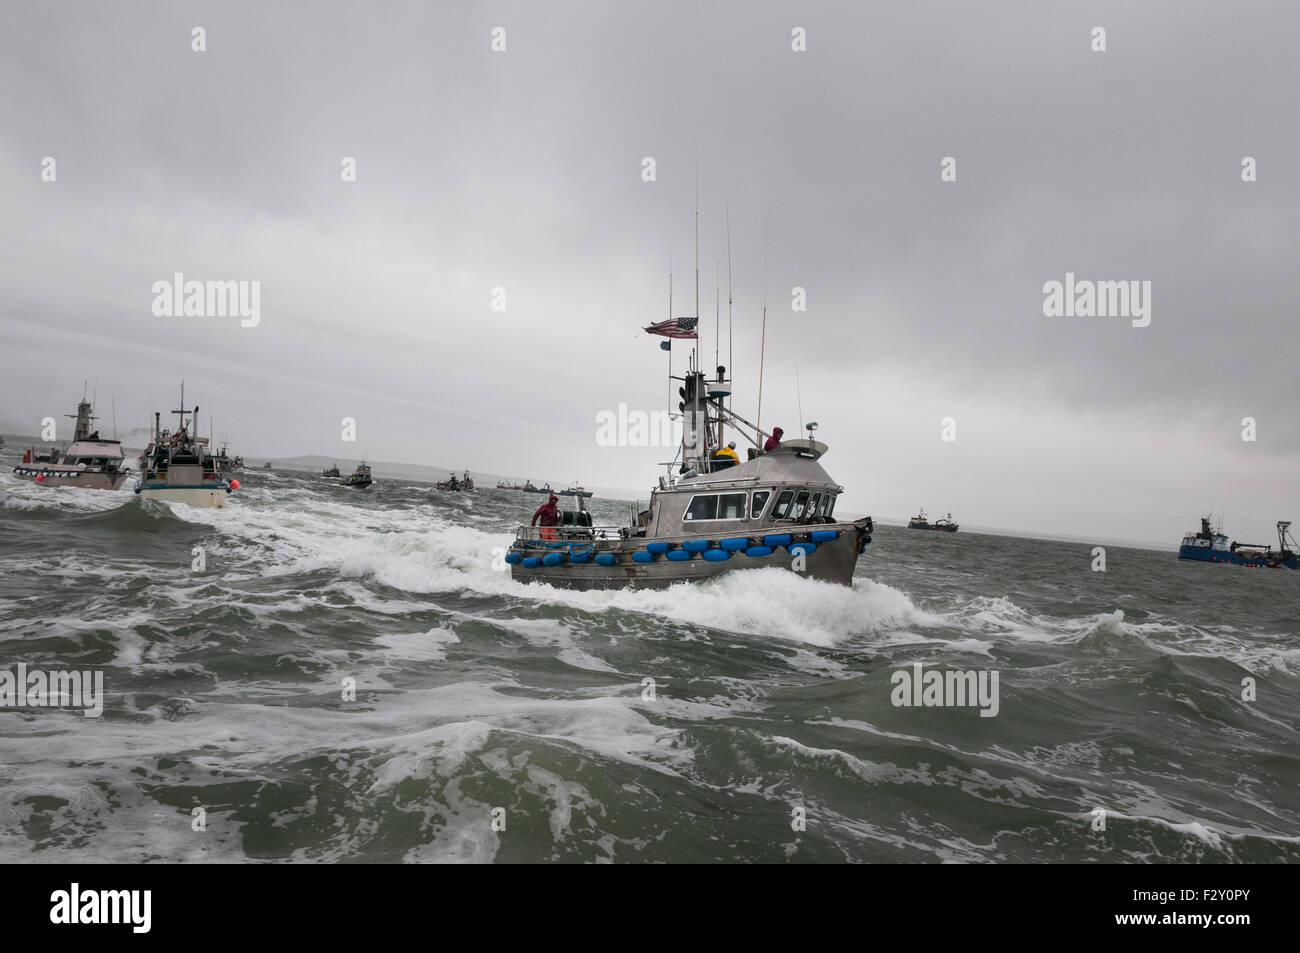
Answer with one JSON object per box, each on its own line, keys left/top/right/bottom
{"left": 507, "top": 356, "right": 873, "bottom": 589}
{"left": 496, "top": 480, "right": 522, "bottom": 490}
{"left": 1177, "top": 517, "right": 1297, "bottom": 570}
{"left": 322, "top": 464, "right": 341, "bottom": 478}
{"left": 12, "top": 396, "right": 130, "bottom": 490}
{"left": 344, "top": 462, "right": 373, "bottom": 488}
{"left": 212, "top": 443, "right": 243, "bottom": 477}
{"left": 907, "top": 509, "right": 958, "bottom": 532}
{"left": 437, "top": 471, "right": 474, "bottom": 491}
{"left": 521, "top": 480, "right": 593, "bottom": 499}
{"left": 134, "top": 388, "right": 237, "bottom": 507}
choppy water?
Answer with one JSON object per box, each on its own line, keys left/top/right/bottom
{"left": 1, "top": 457, "right": 1297, "bottom": 863}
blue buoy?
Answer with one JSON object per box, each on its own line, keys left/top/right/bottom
{"left": 647, "top": 541, "right": 671, "bottom": 554}
{"left": 702, "top": 549, "right": 730, "bottom": 562}
{"left": 595, "top": 553, "right": 618, "bottom": 566}
{"left": 789, "top": 542, "right": 817, "bottom": 556}
{"left": 682, "top": 539, "right": 709, "bottom": 552}
{"left": 543, "top": 552, "right": 566, "bottom": 567}
{"left": 521, "top": 557, "right": 541, "bottom": 569}
{"left": 505, "top": 552, "right": 522, "bottom": 564}
{"left": 720, "top": 537, "right": 749, "bottom": 551}
{"left": 745, "top": 545, "right": 774, "bottom": 557}
{"left": 665, "top": 549, "right": 692, "bottom": 562}
{"left": 810, "top": 530, "right": 838, "bottom": 543}
{"left": 633, "top": 550, "right": 656, "bottom": 563}
{"left": 570, "top": 551, "right": 592, "bottom": 563}
{"left": 764, "top": 533, "right": 792, "bottom": 547}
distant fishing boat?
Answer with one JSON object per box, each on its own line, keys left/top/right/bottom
{"left": 1178, "top": 517, "right": 1297, "bottom": 570}
{"left": 496, "top": 480, "right": 522, "bottom": 490}
{"left": 522, "top": 481, "right": 593, "bottom": 500}
{"left": 343, "top": 462, "right": 372, "bottom": 488}
{"left": 322, "top": 464, "right": 341, "bottom": 478}
{"left": 212, "top": 443, "right": 243, "bottom": 477}
{"left": 13, "top": 396, "right": 130, "bottom": 490}
{"left": 436, "top": 471, "right": 474, "bottom": 491}
{"left": 907, "top": 509, "right": 958, "bottom": 532}
{"left": 134, "top": 387, "right": 237, "bottom": 507}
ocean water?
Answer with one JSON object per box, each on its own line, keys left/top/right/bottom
{"left": 1, "top": 460, "right": 1297, "bottom": 863}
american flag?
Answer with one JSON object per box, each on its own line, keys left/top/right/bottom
{"left": 644, "top": 316, "right": 699, "bottom": 339}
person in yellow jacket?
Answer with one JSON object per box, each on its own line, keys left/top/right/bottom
{"left": 714, "top": 441, "right": 740, "bottom": 468}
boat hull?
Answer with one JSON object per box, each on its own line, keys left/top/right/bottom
{"left": 135, "top": 483, "right": 230, "bottom": 508}
{"left": 509, "top": 520, "right": 872, "bottom": 590}
{"left": 1178, "top": 546, "right": 1298, "bottom": 570}
{"left": 13, "top": 467, "right": 129, "bottom": 490}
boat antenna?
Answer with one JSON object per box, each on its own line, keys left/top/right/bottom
{"left": 796, "top": 363, "right": 804, "bottom": 435}
{"left": 694, "top": 142, "right": 700, "bottom": 323}
{"left": 714, "top": 260, "right": 720, "bottom": 368}
{"left": 667, "top": 242, "right": 673, "bottom": 412}
{"left": 112, "top": 396, "right": 118, "bottom": 440}
{"left": 756, "top": 220, "right": 768, "bottom": 441}
{"left": 726, "top": 202, "right": 733, "bottom": 394}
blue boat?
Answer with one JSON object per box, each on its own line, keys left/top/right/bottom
{"left": 1177, "top": 517, "right": 1298, "bottom": 570}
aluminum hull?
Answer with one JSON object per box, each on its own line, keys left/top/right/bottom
{"left": 510, "top": 519, "right": 871, "bottom": 590}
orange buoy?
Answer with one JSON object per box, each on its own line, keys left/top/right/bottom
{"left": 35, "top": 473, "right": 44, "bottom": 482}
{"left": 230, "top": 479, "right": 240, "bottom": 490}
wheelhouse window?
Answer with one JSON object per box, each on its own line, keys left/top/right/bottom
{"left": 685, "top": 495, "right": 717, "bottom": 521}
{"left": 790, "top": 491, "right": 811, "bottom": 519}
{"left": 807, "top": 492, "right": 822, "bottom": 518}
{"left": 750, "top": 490, "right": 771, "bottom": 519}
{"left": 718, "top": 493, "right": 746, "bottom": 520}
{"left": 820, "top": 494, "right": 835, "bottom": 518}
{"left": 770, "top": 490, "right": 795, "bottom": 520}
{"left": 685, "top": 492, "right": 747, "bottom": 521}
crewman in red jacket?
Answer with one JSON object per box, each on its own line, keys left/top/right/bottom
{"left": 531, "top": 493, "right": 561, "bottom": 539}
{"left": 763, "top": 426, "right": 784, "bottom": 452}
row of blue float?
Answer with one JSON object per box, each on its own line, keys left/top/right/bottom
{"left": 506, "top": 529, "right": 841, "bottom": 569}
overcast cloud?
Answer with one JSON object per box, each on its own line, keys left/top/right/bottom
{"left": 2, "top": 1, "right": 1297, "bottom": 545}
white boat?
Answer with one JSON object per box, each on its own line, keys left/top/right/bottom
{"left": 134, "top": 387, "right": 236, "bottom": 508}
{"left": 12, "top": 397, "right": 130, "bottom": 490}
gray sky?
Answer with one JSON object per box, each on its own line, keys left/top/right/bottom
{"left": 2, "top": 0, "right": 1297, "bottom": 545}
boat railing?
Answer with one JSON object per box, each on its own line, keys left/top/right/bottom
{"left": 514, "top": 524, "right": 625, "bottom": 544}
